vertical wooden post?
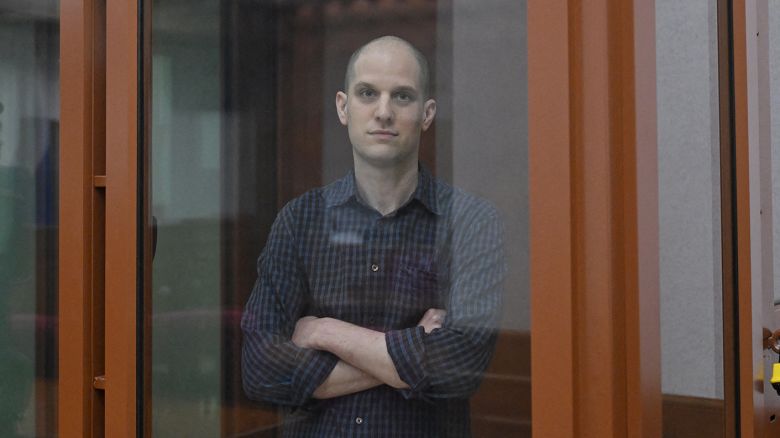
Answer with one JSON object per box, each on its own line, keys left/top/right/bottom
{"left": 59, "top": 0, "right": 95, "bottom": 435}
{"left": 732, "top": 0, "right": 763, "bottom": 435}
{"left": 529, "top": 1, "right": 661, "bottom": 436}
{"left": 60, "top": 0, "right": 106, "bottom": 436}
{"left": 105, "top": 0, "right": 140, "bottom": 435}
{"left": 528, "top": 0, "right": 575, "bottom": 435}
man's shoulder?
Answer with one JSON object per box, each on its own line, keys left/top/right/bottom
{"left": 432, "top": 177, "right": 500, "bottom": 224}
{"left": 277, "top": 173, "right": 352, "bottom": 220}
{"left": 278, "top": 186, "right": 328, "bottom": 218}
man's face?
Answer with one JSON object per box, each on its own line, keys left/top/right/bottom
{"left": 336, "top": 44, "right": 436, "bottom": 170}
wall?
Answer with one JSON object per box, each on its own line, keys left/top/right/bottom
{"left": 657, "top": 0, "right": 724, "bottom": 398}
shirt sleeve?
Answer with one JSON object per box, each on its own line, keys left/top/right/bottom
{"left": 385, "top": 207, "right": 506, "bottom": 401}
{"left": 241, "top": 205, "right": 339, "bottom": 406}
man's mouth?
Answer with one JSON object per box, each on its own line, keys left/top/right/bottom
{"left": 369, "top": 130, "right": 397, "bottom": 137}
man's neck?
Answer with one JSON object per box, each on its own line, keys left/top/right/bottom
{"left": 353, "top": 160, "right": 418, "bottom": 216}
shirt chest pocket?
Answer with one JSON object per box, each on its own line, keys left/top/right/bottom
{"left": 394, "top": 257, "right": 442, "bottom": 311}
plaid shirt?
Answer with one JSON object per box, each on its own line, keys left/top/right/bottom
{"left": 241, "top": 166, "right": 505, "bottom": 437}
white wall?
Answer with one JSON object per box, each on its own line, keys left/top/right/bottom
{"left": 657, "top": 0, "right": 724, "bottom": 398}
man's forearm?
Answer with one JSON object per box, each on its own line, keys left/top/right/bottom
{"left": 313, "top": 318, "right": 409, "bottom": 389}
{"left": 312, "top": 360, "right": 382, "bottom": 399}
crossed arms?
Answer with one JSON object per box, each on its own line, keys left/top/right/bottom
{"left": 241, "top": 201, "right": 505, "bottom": 406}
{"left": 292, "top": 308, "right": 446, "bottom": 399}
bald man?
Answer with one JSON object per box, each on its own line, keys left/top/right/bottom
{"left": 241, "top": 36, "right": 505, "bottom": 437}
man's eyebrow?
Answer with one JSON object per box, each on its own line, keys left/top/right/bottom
{"left": 352, "top": 81, "right": 375, "bottom": 90}
{"left": 392, "top": 86, "right": 418, "bottom": 96}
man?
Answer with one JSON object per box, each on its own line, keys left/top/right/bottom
{"left": 241, "top": 36, "right": 505, "bottom": 437}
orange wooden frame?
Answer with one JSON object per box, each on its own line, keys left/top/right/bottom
{"left": 60, "top": 0, "right": 93, "bottom": 434}
{"left": 104, "top": 0, "right": 140, "bottom": 436}
{"left": 61, "top": 0, "right": 141, "bottom": 435}
{"left": 731, "top": 0, "right": 754, "bottom": 431}
{"left": 59, "top": 0, "right": 106, "bottom": 436}
{"left": 732, "top": 0, "right": 770, "bottom": 436}
{"left": 528, "top": 1, "right": 661, "bottom": 436}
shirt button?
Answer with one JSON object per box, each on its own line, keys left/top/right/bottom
{"left": 355, "top": 417, "right": 364, "bottom": 425}
{"left": 370, "top": 264, "right": 379, "bottom": 272}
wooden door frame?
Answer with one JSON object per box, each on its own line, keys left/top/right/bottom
{"left": 732, "top": 0, "right": 756, "bottom": 432}
{"left": 104, "top": 0, "right": 143, "bottom": 436}
{"left": 732, "top": 0, "right": 778, "bottom": 436}
{"left": 60, "top": 0, "right": 142, "bottom": 436}
{"left": 59, "top": 0, "right": 107, "bottom": 436}
{"left": 61, "top": 0, "right": 145, "bottom": 435}
{"left": 528, "top": 1, "right": 661, "bottom": 436}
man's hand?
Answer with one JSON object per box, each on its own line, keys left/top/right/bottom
{"left": 417, "top": 308, "right": 446, "bottom": 334}
{"left": 291, "top": 310, "right": 445, "bottom": 391}
{"left": 292, "top": 316, "right": 321, "bottom": 349}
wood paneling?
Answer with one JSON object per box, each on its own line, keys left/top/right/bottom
{"left": 471, "top": 330, "right": 530, "bottom": 438}
{"left": 662, "top": 394, "right": 725, "bottom": 438}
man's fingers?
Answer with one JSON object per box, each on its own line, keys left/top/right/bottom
{"left": 417, "top": 308, "right": 447, "bottom": 333}
{"left": 426, "top": 308, "right": 446, "bottom": 322}
{"left": 423, "top": 308, "right": 446, "bottom": 320}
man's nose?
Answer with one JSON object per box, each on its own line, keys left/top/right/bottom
{"left": 374, "top": 95, "right": 394, "bottom": 123}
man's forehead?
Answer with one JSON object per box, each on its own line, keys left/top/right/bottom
{"left": 351, "top": 44, "right": 422, "bottom": 84}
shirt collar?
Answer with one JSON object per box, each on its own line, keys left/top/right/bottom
{"left": 413, "top": 165, "right": 440, "bottom": 215}
{"left": 322, "top": 164, "right": 440, "bottom": 215}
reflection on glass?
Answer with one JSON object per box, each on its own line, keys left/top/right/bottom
{"left": 656, "top": 0, "right": 724, "bottom": 436}
{"left": 0, "top": 3, "right": 59, "bottom": 437}
{"left": 150, "top": 1, "right": 528, "bottom": 436}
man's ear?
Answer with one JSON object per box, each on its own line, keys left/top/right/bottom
{"left": 335, "top": 91, "right": 348, "bottom": 126}
{"left": 421, "top": 99, "right": 437, "bottom": 131}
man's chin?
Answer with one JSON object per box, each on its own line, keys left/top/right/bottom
{"left": 354, "top": 151, "right": 415, "bottom": 170}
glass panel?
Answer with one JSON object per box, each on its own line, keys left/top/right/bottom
{"left": 656, "top": 0, "right": 725, "bottom": 435}
{"left": 149, "top": 0, "right": 529, "bottom": 436}
{"left": 0, "top": 2, "right": 59, "bottom": 437}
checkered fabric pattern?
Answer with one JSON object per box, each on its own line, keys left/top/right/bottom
{"left": 241, "top": 166, "right": 506, "bottom": 437}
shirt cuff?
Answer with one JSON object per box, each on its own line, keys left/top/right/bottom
{"left": 289, "top": 347, "right": 339, "bottom": 405}
{"left": 385, "top": 326, "right": 428, "bottom": 398}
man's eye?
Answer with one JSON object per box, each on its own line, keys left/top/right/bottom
{"left": 395, "top": 93, "right": 411, "bottom": 102}
{"left": 359, "top": 89, "right": 376, "bottom": 98}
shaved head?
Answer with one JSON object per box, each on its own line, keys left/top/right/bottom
{"left": 344, "top": 36, "right": 431, "bottom": 99}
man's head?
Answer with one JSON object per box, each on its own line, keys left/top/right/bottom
{"left": 344, "top": 36, "right": 431, "bottom": 100}
{"left": 336, "top": 36, "right": 436, "bottom": 171}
